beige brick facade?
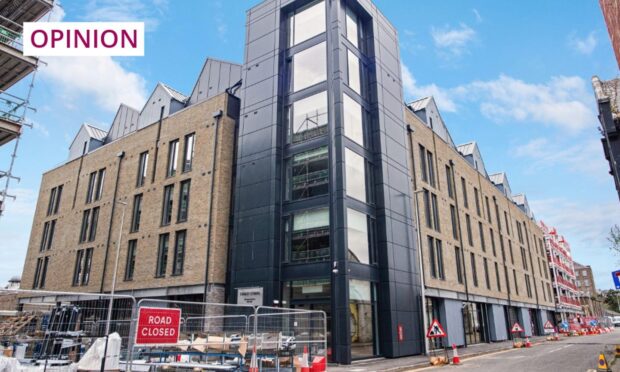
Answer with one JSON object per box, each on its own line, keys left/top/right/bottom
{"left": 21, "top": 93, "right": 238, "bottom": 297}
{"left": 405, "top": 109, "right": 555, "bottom": 309}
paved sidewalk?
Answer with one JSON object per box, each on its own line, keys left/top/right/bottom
{"left": 328, "top": 336, "right": 549, "bottom": 372}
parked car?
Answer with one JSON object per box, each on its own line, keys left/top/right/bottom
{"left": 613, "top": 316, "right": 620, "bottom": 327}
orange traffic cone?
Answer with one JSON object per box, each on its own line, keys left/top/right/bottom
{"left": 301, "top": 345, "right": 310, "bottom": 372}
{"left": 525, "top": 337, "right": 531, "bottom": 348}
{"left": 249, "top": 343, "right": 258, "bottom": 372}
{"left": 451, "top": 344, "right": 461, "bottom": 365}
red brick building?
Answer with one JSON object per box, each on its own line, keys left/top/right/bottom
{"left": 600, "top": 0, "right": 620, "bottom": 68}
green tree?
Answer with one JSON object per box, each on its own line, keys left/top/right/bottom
{"left": 603, "top": 290, "right": 620, "bottom": 313}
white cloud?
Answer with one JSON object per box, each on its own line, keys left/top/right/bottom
{"left": 81, "top": 0, "right": 168, "bottom": 32}
{"left": 431, "top": 23, "right": 476, "bottom": 57}
{"left": 472, "top": 9, "right": 482, "bottom": 23}
{"left": 48, "top": 3, "right": 65, "bottom": 22}
{"left": 568, "top": 31, "right": 597, "bottom": 55}
{"left": 513, "top": 137, "right": 607, "bottom": 178}
{"left": 32, "top": 121, "right": 50, "bottom": 137}
{"left": 530, "top": 197, "right": 620, "bottom": 290}
{"left": 402, "top": 64, "right": 457, "bottom": 112}
{"left": 41, "top": 56, "right": 148, "bottom": 112}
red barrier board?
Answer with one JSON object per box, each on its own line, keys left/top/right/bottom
{"left": 135, "top": 307, "right": 181, "bottom": 345}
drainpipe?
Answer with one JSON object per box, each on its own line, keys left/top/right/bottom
{"left": 203, "top": 109, "right": 224, "bottom": 306}
{"left": 407, "top": 125, "right": 429, "bottom": 355}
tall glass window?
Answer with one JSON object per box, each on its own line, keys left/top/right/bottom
{"left": 347, "top": 50, "right": 361, "bottom": 94}
{"left": 288, "top": 147, "right": 328, "bottom": 200}
{"left": 137, "top": 151, "right": 149, "bottom": 187}
{"left": 345, "top": 7, "right": 359, "bottom": 48}
{"left": 167, "top": 139, "right": 179, "bottom": 177}
{"left": 293, "top": 42, "right": 326, "bottom": 92}
{"left": 347, "top": 208, "right": 369, "bottom": 264}
{"left": 178, "top": 179, "right": 190, "bottom": 222}
{"left": 349, "top": 280, "right": 377, "bottom": 359}
{"left": 156, "top": 233, "right": 169, "bottom": 277}
{"left": 345, "top": 149, "right": 366, "bottom": 202}
{"left": 161, "top": 184, "right": 174, "bottom": 226}
{"left": 172, "top": 230, "right": 186, "bottom": 276}
{"left": 290, "top": 91, "right": 328, "bottom": 143}
{"left": 343, "top": 94, "right": 363, "bottom": 146}
{"left": 183, "top": 133, "right": 195, "bottom": 172}
{"left": 290, "top": 208, "right": 330, "bottom": 263}
{"left": 289, "top": 0, "right": 325, "bottom": 46}
{"left": 125, "top": 240, "right": 137, "bottom": 281}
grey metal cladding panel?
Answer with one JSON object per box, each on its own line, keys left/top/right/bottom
{"left": 235, "top": 210, "right": 275, "bottom": 244}
{"left": 68, "top": 126, "right": 92, "bottom": 161}
{"left": 394, "top": 283, "right": 415, "bottom": 311}
{"left": 240, "top": 102, "right": 276, "bottom": 135}
{"left": 243, "top": 75, "right": 277, "bottom": 108}
{"left": 217, "top": 63, "right": 232, "bottom": 96}
{"left": 245, "top": 54, "right": 278, "bottom": 87}
{"left": 138, "top": 85, "right": 172, "bottom": 130}
{"left": 235, "top": 241, "right": 273, "bottom": 269}
{"left": 248, "top": 0, "right": 277, "bottom": 20}
{"left": 443, "top": 299, "right": 466, "bottom": 346}
{"left": 237, "top": 179, "right": 279, "bottom": 211}
{"left": 239, "top": 125, "right": 277, "bottom": 158}
{"left": 237, "top": 154, "right": 276, "bottom": 187}
{"left": 389, "top": 218, "right": 411, "bottom": 248}
{"left": 247, "top": 10, "right": 278, "bottom": 43}
{"left": 385, "top": 135, "right": 409, "bottom": 170}
{"left": 246, "top": 31, "right": 277, "bottom": 63}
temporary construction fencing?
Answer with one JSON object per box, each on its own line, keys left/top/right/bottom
{"left": 0, "top": 290, "right": 327, "bottom": 371}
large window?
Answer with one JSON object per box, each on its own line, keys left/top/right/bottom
{"left": 40, "top": 220, "right": 56, "bottom": 251}
{"left": 289, "top": 208, "right": 330, "bottom": 263}
{"left": 131, "top": 194, "right": 143, "bottom": 232}
{"left": 455, "top": 246, "right": 463, "bottom": 284}
{"left": 289, "top": 0, "right": 325, "bottom": 46}
{"left": 125, "top": 240, "right": 137, "bottom": 281}
{"left": 137, "top": 151, "right": 149, "bottom": 187}
{"left": 72, "top": 250, "right": 84, "bottom": 286}
{"left": 172, "top": 230, "right": 186, "bottom": 276}
{"left": 479, "top": 222, "right": 486, "bottom": 252}
{"left": 445, "top": 165, "right": 454, "bottom": 199}
{"left": 79, "top": 209, "right": 90, "bottom": 243}
{"left": 495, "top": 262, "right": 502, "bottom": 292}
{"left": 345, "top": 149, "right": 366, "bottom": 202}
{"left": 347, "top": 208, "right": 369, "bottom": 264}
{"left": 471, "top": 253, "right": 478, "bottom": 287}
{"left": 73, "top": 248, "right": 93, "bottom": 286}
{"left": 345, "top": 7, "right": 359, "bottom": 48}
{"left": 88, "top": 207, "right": 99, "bottom": 242}
{"left": 428, "top": 236, "right": 444, "bottom": 280}
{"left": 474, "top": 187, "right": 481, "bottom": 217}
{"left": 161, "top": 184, "right": 174, "bottom": 226}
{"left": 167, "top": 139, "right": 179, "bottom": 177}
{"left": 483, "top": 258, "right": 490, "bottom": 290}
{"left": 156, "top": 233, "right": 169, "bottom": 277}
{"left": 182, "top": 133, "right": 195, "bottom": 173}
{"left": 450, "top": 205, "right": 458, "bottom": 239}
{"left": 288, "top": 147, "right": 328, "bottom": 201}
{"left": 47, "top": 185, "right": 63, "bottom": 216}
{"left": 461, "top": 177, "right": 469, "bottom": 209}
{"left": 178, "top": 180, "right": 191, "bottom": 222}
{"left": 343, "top": 94, "right": 363, "bottom": 146}
{"left": 289, "top": 91, "right": 328, "bottom": 143}
{"left": 82, "top": 248, "right": 93, "bottom": 285}
{"left": 94, "top": 169, "right": 105, "bottom": 201}
{"left": 349, "top": 280, "right": 377, "bottom": 359}
{"left": 293, "top": 42, "right": 326, "bottom": 92}
{"left": 465, "top": 214, "right": 473, "bottom": 246}
{"left": 347, "top": 50, "right": 361, "bottom": 94}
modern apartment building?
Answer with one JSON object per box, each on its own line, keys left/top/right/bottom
{"left": 539, "top": 222, "right": 582, "bottom": 321}
{"left": 592, "top": 77, "right": 620, "bottom": 202}
{"left": 21, "top": 58, "right": 242, "bottom": 305}
{"left": 573, "top": 261, "right": 604, "bottom": 317}
{"left": 21, "top": 0, "right": 560, "bottom": 364}
{"left": 406, "top": 97, "right": 556, "bottom": 349}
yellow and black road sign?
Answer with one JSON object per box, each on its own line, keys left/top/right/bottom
{"left": 597, "top": 352, "right": 611, "bottom": 372}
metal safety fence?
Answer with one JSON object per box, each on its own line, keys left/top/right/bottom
{"left": 0, "top": 290, "right": 327, "bottom": 372}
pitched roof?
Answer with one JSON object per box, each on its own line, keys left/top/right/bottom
{"left": 84, "top": 123, "right": 107, "bottom": 141}
{"left": 408, "top": 97, "right": 432, "bottom": 112}
{"left": 161, "top": 83, "right": 187, "bottom": 102}
{"left": 456, "top": 142, "right": 475, "bottom": 156}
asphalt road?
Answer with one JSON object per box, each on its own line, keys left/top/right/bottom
{"left": 414, "top": 332, "right": 620, "bottom": 372}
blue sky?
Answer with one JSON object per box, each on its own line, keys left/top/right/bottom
{"left": 0, "top": 0, "right": 619, "bottom": 290}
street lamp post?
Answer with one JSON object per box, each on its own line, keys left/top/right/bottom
{"left": 412, "top": 189, "right": 429, "bottom": 355}
{"left": 100, "top": 200, "right": 127, "bottom": 372}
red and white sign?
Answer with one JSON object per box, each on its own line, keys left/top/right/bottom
{"left": 135, "top": 307, "right": 181, "bottom": 345}
{"left": 426, "top": 319, "right": 447, "bottom": 338}
{"left": 543, "top": 320, "right": 554, "bottom": 330}
{"left": 397, "top": 324, "right": 404, "bottom": 342}
{"left": 510, "top": 322, "right": 524, "bottom": 333}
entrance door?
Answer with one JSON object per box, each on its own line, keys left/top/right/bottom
{"left": 291, "top": 301, "right": 332, "bottom": 359}
{"left": 463, "top": 302, "right": 486, "bottom": 345}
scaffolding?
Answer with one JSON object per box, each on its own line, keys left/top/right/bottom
{"left": 0, "top": 0, "right": 54, "bottom": 219}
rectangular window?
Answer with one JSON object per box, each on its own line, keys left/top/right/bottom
{"left": 479, "top": 222, "right": 486, "bottom": 252}
{"left": 471, "top": 253, "right": 478, "bottom": 287}
{"left": 293, "top": 42, "right": 327, "bottom": 92}
{"left": 33, "top": 258, "right": 42, "bottom": 289}
{"left": 289, "top": 0, "right": 325, "bottom": 46}
{"left": 345, "top": 149, "right": 366, "bottom": 202}
{"left": 125, "top": 240, "right": 137, "bottom": 281}
{"left": 47, "top": 187, "right": 57, "bottom": 216}
{"left": 178, "top": 180, "right": 191, "bottom": 222}
{"left": 80, "top": 209, "right": 91, "bottom": 243}
{"left": 485, "top": 196, "right": 491, "bottom": 223}
{"left": 509, "top": 240, "right": 514, "bottom": 264}
{"left": 72, "top": 249, "right": 84, "bottom": 286}
{"left": 461, "top": 177, "right": 468, "bottom": 209}
{"left": 419, "top": 145, "right": 428, "bottom": 183}
{"left": 465, "top": 214, "right": 473, "bottom": 246}
{"left": 172, "top": 230, "right": 186, "bottom": 276}
{"left": 436, "top": 239, "right": 445, "bottom": 280}
{"left": 521, "top": 247, "right": 528, "bottom": 271}
{"left": 162, "top": 184, "right": 174, "bottom": 226}
{"left": 167, "top": 139, "right": 179, "bottom": 177}
{"left": 40, "top": 221, "right": 56, "bottom": 251}
{"left": 82, "top": 248, "right": 93, "bottom": 285}
{"left": 131, "top": 194, "right": 143, "bottom": 232}
{"left": 450, "top": 205, "right": 458, "bottom": 240}
{"left": 137, "top": 151, "right": 149, "bottom": 187}
{"left": 428, "top": 236, "right": 436, "bottom": 278}
{"left": 156, "top": 234, "right": 169, "bottom": 277}
{"left": 504, "top": 212, "right": 510, "bottom": 236}
{"left": 505, "top": 267, "right": 511, "bottom": 294}
{"left": 39, "top": 256, "right": 49, "bottom": 289}
{"left": 86, "top": 172, "right": 97, "bottom": 203}
{"left": 455, "top": 246, "right": 463, "bottom": 284}
{"left": 445, "top": 165, "right": 454, "bottom": 198}
{"left": 343, "top": 94, "right": 363, "bottom": 146}
{"left": 427, "top": 151, "right": 436, "bottom": 187}
{"left": 494, "top": 201, "right": 501, "bottom": 231}
{"left": 423, "top": 189, "right": 432, "bottom": 228}
{"left": 288, "top": 146, "right": 328, "bottom": 200}
{"left": 290, "top": 91, "right": 328, "bottom": 143}
{"left": 94, "top": 168, "right": 105, "bottom": 201}
{"left": 431, "top": 194, "right": 440, "bottom": 232}
{"left": 347, "top": 50, "right": 361, "bottom": 95}
{"left": 88, "top": 207, "right": 99, "bottom": 242}
{"left": 290, "top": 208, "right": 330, "bottom": 262}
{"left": 490, "top": 228, "right": 496, "bottom": 257}
{"left": 513, "top": 269, "right": 519, "bottom": 295}
{"left": 345, "top": 6, "right": 359, "bottom": 47}
{"left": 347, "top": 208, "right": 369, "bottom": 264}
{"left": 525, "top": 274, "right": 532, "bottom": 298}
{"left": 474, "top": 187, "right": 481, "bottom": 217}
{"left": 495, "top": 262, "right": 501, "bottom": 292}
{"left": 182, "top": 133, "right": 195, "bottom": 173}
{"left": 483, "top": 258, "right": 490, "bottom": 290}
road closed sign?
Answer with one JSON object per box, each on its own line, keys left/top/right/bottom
{"left": 135, "top": 307, "right": 181, "bottom": 345}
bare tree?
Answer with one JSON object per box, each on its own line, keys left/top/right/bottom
{"left": 609, "top": 225, "right": 620, "bottom": 255}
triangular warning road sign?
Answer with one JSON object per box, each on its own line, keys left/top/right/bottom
{"left": 426, "top": 319, "right": 447, "bottom": 338}
{"left": 511, "top": 322, "right": 524, "bottom": 333}
{"left": 543, "top": 320, "right": 554, "bottom": 329}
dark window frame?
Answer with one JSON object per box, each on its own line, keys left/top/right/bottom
{"left": 182, "top": 133, "right": 195, "bottom": 173}
{"left": 177, "top": 179, "right": 191, "bottom": 223}
{"left": 125, "top": 240, "right": 137, "bottom": 281}
{"left": 172, "top": 230, "right": 186, "bottom": 276}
